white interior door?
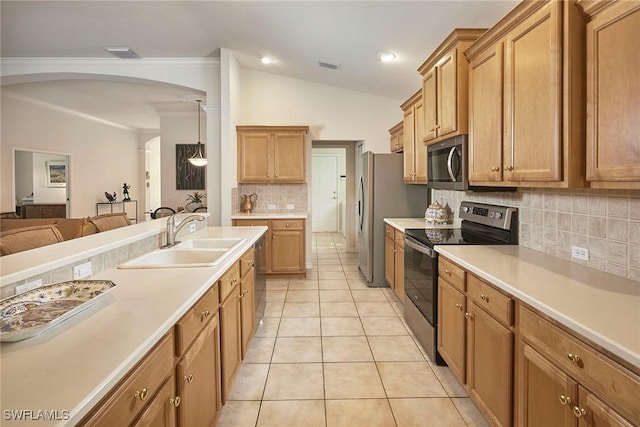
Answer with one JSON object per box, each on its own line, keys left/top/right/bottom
{"left": 312, "top": 154, "right": 339, "bottom": 232}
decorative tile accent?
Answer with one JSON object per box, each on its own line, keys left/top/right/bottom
{"left": 233, "top": 184, "right": 308, "bottom": 214}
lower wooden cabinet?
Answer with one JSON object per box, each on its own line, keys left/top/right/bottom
{"left": 220, "top": 274, "right": 242, "bottom": 403}
{"left": 438, "top": 278, "right": 467, "bottom": 382}
{"left": 384, "top": 224, "right": 405, "bottom": 302}
{"left": 233, "top": 218, "right": 305, "bottom": 275}
{"left": 240, "top": 248, "right": 256, "bottom": 358}
{"left": 133, "top": 376, "right": 178, "bottom": 427}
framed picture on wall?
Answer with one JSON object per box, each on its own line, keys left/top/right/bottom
{"left": 175, "top": 144, "right": 205, "bottom": 190}
{"left": 45, "top": 160, "right": 67, "bottom": 187}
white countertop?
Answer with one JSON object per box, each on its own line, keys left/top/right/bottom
{"left": 384, "top": 218, "right": 457, "bottom": 232}
{"left": 231, "top": 212, "right": 307, "bottom": 219}
{"left": 435, "top": 245, "right": 640, "bottom": 371}
{"left": 0, "top": 226, "right": 267, "bottom": 426}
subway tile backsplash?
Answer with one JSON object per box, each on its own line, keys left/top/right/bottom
{"left": 432, "top": 188, "right": 640, "bottom": 283}
{"left": 233, "top": 184, "right": 308, "bottom": 214}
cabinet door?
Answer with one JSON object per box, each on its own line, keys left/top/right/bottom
{"left": 577, "top": 386, "right": 634, "bottom": 427}
{"left": 437, "top": 48, "right": 458, "bottom": 138}
{"left": 423, "top": 69, "right": 438, "bottom": 143}
{"left": 273, "top": 132, "right": 305, "bottom": 182}
{"left": 132, "top": 377, "right": 177, "bottom": 427}
{"left": 403, "top": 107, "right": 416, "bottom": 182}
{"left": 504, "top": 1, "right": 563, "bottom": 182}
{"left": 238, "top": 132, "right": 271, "bottom": 182}
{"left": 240, "top": 267, "right": 256, "bottom": 358}
{"left": 384, "top": 236, "right": 395, "bottom": 288}
{"left": 437, "top": 279, "right": 466, "bottom": 383}
{"left": 220, "top": 287, "right": 242, "bottom": 403}
{"left": 467, "top": 302, "right": 513, "bottom": 427}
{"left": 517, "top": 343, "right": 577, "bottom": 427}
{"left": 177, "top": 315, "right": 221, "bottom": 427}
{"left": 469, "top": 43, "right": 504, "bottom": 183}
{"left": 394, "top": 242, "right": 404, "bottom": 303}
{"left": 414, "top": 99, "right": 428, "bottom": 183}
{"left": 271, "top": 230, "right": 304, "bottom": 273}
{"left": 586, "top": 2, "right": 640, "bottom": 184}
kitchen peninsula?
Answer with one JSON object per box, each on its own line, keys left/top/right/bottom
{"left": 0, "top": 221, "right": 267, "bottom": 426}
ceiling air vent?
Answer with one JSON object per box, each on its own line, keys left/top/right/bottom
{"left": 104, "top": 47, "right": 141, "bottom": 59}
{"left": 317, "top": 60, "right": 340, "bottom": 70}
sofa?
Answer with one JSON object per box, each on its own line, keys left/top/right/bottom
{"left": 0, "top": 217, "right": 98, "bottom": 241}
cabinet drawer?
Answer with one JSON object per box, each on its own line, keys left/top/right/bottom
{"left": 271, "top": 219, "right": 304, "bottom": 231}
{"left": 175, "top": 285, "right": 219, "bottom": 357}
{"left": 233, "top": 219, "right": 269, "bottom": 227}
{"left": 240, "top": 247, "right": 255, "bottom": 278}
{"left": 439, "top": 257, "right": 466, "bottom": 292}
{"left": 467, "top": 274, "right": 513, "bottom": 326}
{"left": 519, "top": 305, "right": 640, "bottom": 423}
{"left": 81, "top": 333, "right": 174, "bottom": 427}
{"left": 219, "top": 263, "right": 241, "bottom": 302}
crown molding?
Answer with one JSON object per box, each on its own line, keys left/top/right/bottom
{"left": 1, "top": 57, "right": 220, "bottom": 68}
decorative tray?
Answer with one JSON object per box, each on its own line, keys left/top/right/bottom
{"left": 0, "top": 280, "right": 116, "bottom": 342}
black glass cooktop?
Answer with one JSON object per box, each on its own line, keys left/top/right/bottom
{"left": 404, "top": 227, "right": 467, "bottom": 247}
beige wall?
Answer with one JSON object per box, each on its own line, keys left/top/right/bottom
{"left": 433, "top": 188, "right": 640, "bottom": 283}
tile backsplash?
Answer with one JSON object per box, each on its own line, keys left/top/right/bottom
{"left": 432, "top": 188, "right": 640, "bottom": 283}
{"left": 233, "top": 184, "right": 308, "bottom": 214}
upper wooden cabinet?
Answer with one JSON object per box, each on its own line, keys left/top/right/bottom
{"left": 578, "top": 0, "right": 640, "bottom": 189}
{"left": 401, "top": 90, "right": 427, "bottom": 184}
{"left": 418, "top": 29, "right": 486, "bottom": 145}
{"left": 389, "top": 121, "right": 404, "bottom": 153}
{"left": 237, "top": 126, "right": 309, "bottom": 183}
{"left": 465, "top": 0, "right": 587, "bottom": 188}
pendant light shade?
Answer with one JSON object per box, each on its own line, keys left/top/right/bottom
{"left": 188, "top": 100, "right": 207, "bottom": 167}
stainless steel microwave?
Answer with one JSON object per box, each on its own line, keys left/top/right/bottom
{"left": 427, "top": 135, "right": 468, "bottom": 190}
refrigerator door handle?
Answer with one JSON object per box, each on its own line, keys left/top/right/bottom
{"left": 358, "top": 175, "right": 364, "bottom": 231}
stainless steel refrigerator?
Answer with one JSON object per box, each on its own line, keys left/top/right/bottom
{"left": 357, "top": 152, "right": 427, "bottom": 286}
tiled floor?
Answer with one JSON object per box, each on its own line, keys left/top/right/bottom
{"left": 218, "top": 233, "right": 491, "bottom": 427}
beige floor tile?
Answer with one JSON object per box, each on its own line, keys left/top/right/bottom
{"left": 264, "top": 290, "right": 286, "bottom": 302}
{"left": 321, "top": 317, "right": 365, "bottom": 336}
{"left": 390, "top": 398, "right": 468, "bottom": 427}
{"left": 263, "top": 302, "right": 284, "bottom": 318}
{"left": 318, "top": 279, "right": 350, "bottom": 290}
{"left": 217, "top": 400, "right": 261, "bottom": 427}
{"left": 382, "top": 288, "right": 400, "bottom": 303}
{"left": 242, "top": 337, "right": 275, "bottom": 363}
{"left": 319, "top": 289, "right": 354, "bottom": 302}
{"left": 319, "top": 264, "right": 346, "bottom": 272}
{"left": 341, "top": 264, "right": 360, "bottom": 272}
{"left": 265, "top": 280, "right": 289, "bottom": 290}
{"left": 257, "top": 400, "right": 325, "bottom": 427}
{"left": 262, "top": 363, "right": 324, "bottom": 400}
{"left": 317, "top": 253, "right": 341, "bottom": 259}
{"left": 306, "top": 270, "right": 319, "bottom": 279}
{"left": 351, "top": 289, "right": 388, "bottom": 302}
{"left": 254, "top": 318, "right": 280, "bottom": 337}
{"left": 320, "top": 301, "right": 359, "bottom": 317}
{"left": 355, "top": 301, "right": 397, "bottom": 317}
{"left": 391, "top": 301, "right": 404, "bottom": 316}
{"left": 288, "top": 279, "right": 319, "bottom": 289}
{"left": 317, "top": 258, "right": 343, "bottom": 265}
{"left": 451, "top": 398, "right": 493, "bottom": 427}
{"left": 324, "top": 362, "right": 386, "bottom": 399}
{"left": 430, "top": 363, "right": 468, "bottom": 397}
{"left": 326, "top": 399, "right": 396, "bottom": 427}
{"left": 348, "top": 279, "right": 371, "bottom": 289}
{"left": 285, "top": 290, "right": 319, "bottom": 303}
{"left": 360, "top": 316, "right": 410, "bottom": 336}
{"left": 345, "top": 270, "right": 367, "bottom": 280}
{"left": 319, "top": 271, "right": 347, "bottom": 280}
{"left": 377, "top": 361, "right": 447, "bottom": 397}
{"left": 322, "top": 336, "right": 373, "bottom": 362}
{"left": 271, "top": 337, "right": 322, "bottom": 363}
{"left": 227, "top": 363, "right": 269, "bottom": 400}
{"left": 368, "top": 336, "right": 425, "bottom": 361}
{"left": 277, "top": 317, "right": 321, "bottom": 337}
{"left": 282, "top": 302, "right": 320, "bottom": 317}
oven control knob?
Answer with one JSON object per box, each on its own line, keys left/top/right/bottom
{"left": 495, "top": 212, "right": 503, "bottom": 219}
{"left": 461, "top": 206, "right": 470, "bottom": 213}
{"left": 489, "top": 212, "right": 495, "bottom": 218}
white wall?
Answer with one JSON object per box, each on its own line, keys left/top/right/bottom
{"left": 32, "top": 152, "right": 66, "bottom": 204}
{"left": 1, "top": 93, "right": 139, "bottom": 218}
{"left": 14, "top": 151, "right": 33, "bottom": 204}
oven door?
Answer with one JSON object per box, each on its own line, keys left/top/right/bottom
{"left": 403, "top": 236, "right": 437, "bottom": 326}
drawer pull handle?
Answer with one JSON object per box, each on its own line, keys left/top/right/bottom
{"left": 200, "top": 310, "right": 210, "bottom": 321}
{"left": 480, "top": 294, "right": 489, "bottom": 303}
{"left": 232, "top": 278, "right": 238, "bottom": 284}
{"left": 444, "top": 269, "right": 451, "bottom": 275}
{"left": 286, "top": 223, "right": 290, "bottom": 228}
{"left": 464, "top": 312, "right": 473, "bottom": 320}
{"left": 134, "top": 388, "right": 148, "bottom": 401}
{"left": 559, "top": 395, "right": 571, "bottom": 406}
{"left": 567, "top": 353, "right": 580, "bottom": 364}
{"left": 184, "top": 374, "right": 194, "bottom": 383}
{"left": 572, "top": 406, "right": 586, "bottom": 418}
{"left": 455, "top": 303, "right": 463, "bottom": 311}
{"left": 169, "top": 396, "right": 181, "bottom": 407}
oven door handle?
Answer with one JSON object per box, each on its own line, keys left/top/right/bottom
{"left": 447, "top": 147, "right": 457, "bottom": 182}
{"left": 404, "top": 236, "right": 437, "bottom": 258}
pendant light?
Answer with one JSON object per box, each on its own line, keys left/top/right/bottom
{"left": 188, "top": 100, "right": 207, "bottom": 167}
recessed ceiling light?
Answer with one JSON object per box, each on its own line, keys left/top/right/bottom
{"left": 260, "top": 55, "right": 276, "bottom": 65}
{"left": 378, "top": 51, "right": 397, "bottom": 63}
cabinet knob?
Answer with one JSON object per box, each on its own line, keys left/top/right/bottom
{"left": 464, "top": 312, "right": 473, "bottom": 320}
{"left": 286, "top": 223, "right": 290, "bottom": 228}
{"left": 559, "top": 395, "right": 571, "bottom": 406}
{"left": 567, "top": 353, "right": 580, "bottom": 364}
{"left": 272, "top": 235, "right": 276, "bottom": 240}
{"left": 169, "top": 396, "right": 181, "bottom": 407}
{"left": 504, "top": 165, "right": 514, "bottom": 171}
{"left": 572, "top": 406, "right": 586, "bottom": 418}
{"left": 455, "top": 303, "right": 463, "bottom": 311}
{"left": 491, "top": 166, "right": 500, "bottom": 172}
{"left": 266, "top": 173, "right": 270, "bottom": 177}
{"left": 184, "top": 374, "right": 194, "bottom": 383}
{"left": 134, "top": 387, "right": 148, "bottom": 401}
{"left": 444, "top": 269, "right": 451, "bottom": 275}
{"left": 480, "top": 294, "right": 489, "bottom": 303}
{"left": 200, "top": 310, "right": 210, "bottom": 321}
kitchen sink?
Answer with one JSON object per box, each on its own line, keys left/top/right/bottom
{"left": 176, "top": 237, "right": 246, "bottom": 251}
